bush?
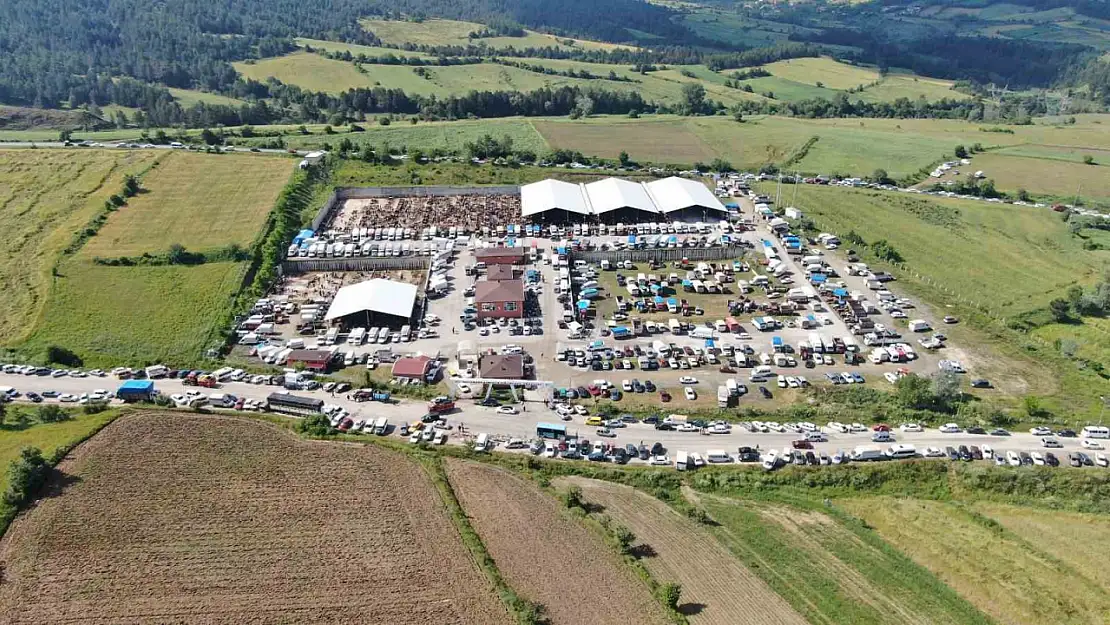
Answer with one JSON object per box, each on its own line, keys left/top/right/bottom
{"left": 3, "top": 447, "right": 51, "bottom": 507}
{"left": 36, "top": 405, "right": 70, "bottom": 423}
{"left": 613, "top": 524, "right": 636, "bottom": 554}
{"left": 562, "top": 485, "right": 584, "bottom": 510}
{"left": 296, "top": 413, "right": 335, "bottom": 437}
{"left": 656, "top": 582, "right": 682, "bottom": 611}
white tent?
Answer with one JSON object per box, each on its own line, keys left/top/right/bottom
{"left": 324, "top": 279, "right": 418, "bottom": 322}
{"left": 520, "top": 179, "right": 589, "bottom": 218}
{"left": 584, "top": 178, "right": 658, "bottom": 216}
{"left": 645, "top": 177, "right": 727, "bottom": 214}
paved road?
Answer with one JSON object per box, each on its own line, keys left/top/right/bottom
{"left": 1, "top": 372, "right": 1099, "bottom": 463}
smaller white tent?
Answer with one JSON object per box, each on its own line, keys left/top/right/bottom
{"left": 325, "top": 279, "right": 418, "bottom": 322}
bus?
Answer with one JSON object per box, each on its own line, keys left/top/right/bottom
{"left": 536, "top": 422, "right": 567, "bottom": 440}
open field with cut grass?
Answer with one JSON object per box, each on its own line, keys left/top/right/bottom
{"left": 359, "top": 18, "right": 631, "bottom": 51}
{"left": 0, "top": 413, "right": 510, "bottom": 624}
{"left": 536, "top": 117, "right": 718, "bottom": 164}
{"left": 0, "top": 148, "right": 164, "bottom": 342}
{"left": 16, "top": 260, "right": 248, "bottom": 365}
{"left": 81, "top": 151, "right": 293, "bottom": 258}
{"left": 946, "top": 151, "right": 1110, "bottom": 201}
{"left": 840, "top": 497, "right": 1110, "bottom": 625}
{"left": 761, "top": 57, "right": 880, "bottom": 90}
{"left": 331, "top": 160, "right": 658, "bottom": 189}
{"left": 234, "top": 52, "right": 381, "bottom": 94}
{"left": 694, "top": 492, "right": 993, "bottom": 625}
{"left": 294, "top": 37, "right": 432, "bottom": 59}
{"left": 446, "top": 460, "right": 668, "bottom": 625}
{"left": 558, "top": 477, "right": 809, "bottom": 625}
{"left": 167, "top": 88, "right": 245, "bottom": 108}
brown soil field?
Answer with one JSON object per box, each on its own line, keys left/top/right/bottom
{"left": 558, "top": 477, "right": 808, "bottom": 625}
{"left": 445, "top": 459, "right": 668, "bottom": 625}
{"left": 0, "top": 413, "right": 509, "bottom": 625}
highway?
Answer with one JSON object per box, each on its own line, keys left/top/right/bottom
{"left": 1, "top": 371, "right": 1102, "bottom": 464}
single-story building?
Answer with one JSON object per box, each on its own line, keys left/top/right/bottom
{"left": 479, "top": 353, "right": 525, "bottom": 379}
{"left": 475, "top": 247, "right": 527, "bottom": 266}
{"left": 286, "top": 349, "right": 333, "bottom": 372}
{"left": 486, "top": 264, "right": 516, "bottom": 281}
{"left": 324, "top": 278, "right": 418, "bottom": 329}
{"left": 392, "top": 355, "right": 433, "bottom": 380}
{"left": 267, "top": 392, "right": 324, "bottom": 416}
{"left": 475, "top": 279, "right": 525, "bottom": 319}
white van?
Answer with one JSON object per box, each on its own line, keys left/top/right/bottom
{"left": 1082, "top": 425, "right": 1110, "bottom": 439}
{"left": 706, "top": 449, "right": 732, "bottom": 464}
{"left": 675, "top": 450, "right": 690, "bottom": 471}
{"left": 887, "top": 444, "right": 917, "bottom": 459}
{"left": 474, "top": 433, "right": 490, "bottom": 452}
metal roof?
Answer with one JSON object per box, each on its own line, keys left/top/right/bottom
{"left": 584, "top": 178, "right": 657, "bottom": 215}
{"left": 520, "top": 179, "right": 589, "bottom": 217}
{"left": 324, "top": 278, "right": 417, "bottom": 321}
{"left": 645, "top": 176, "right": 727, "bottom": 214}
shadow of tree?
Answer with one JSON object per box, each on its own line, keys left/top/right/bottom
{"left": 678, "top": 603, "right": 706, "bottom": 616}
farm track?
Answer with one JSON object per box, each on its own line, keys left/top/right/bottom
{"left": 445, "top": 459, "right": 668, "bottom": 625}
{"left": 557, "top": 477, "right": 809, "bottom": 625}
{"left": 0, "top": 412, "right": 509, "bottom": 625}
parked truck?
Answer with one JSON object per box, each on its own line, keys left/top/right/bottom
{"left": 717, "top": 385, "right": 730, "bottom": 408}
{"left": 116, "top": 380, "right": 155, "bottom": 403}
{"left": 428, "top": 397, "right": 456, "bottom": 414}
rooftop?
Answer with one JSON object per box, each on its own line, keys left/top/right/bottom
{"left": 479, "top": 353, "right": 525, "bottom": 379}
{"left": 475, "top": 279, "right": 525, "bottom": 303}
{"left": 392, "top": 355, "right": 432, "bottom": 378}
{"left": 324, "top": 278, "right": 418, "bottom": 321}
{"left": 486, "top": 264, "right": 515, "bottom": 281}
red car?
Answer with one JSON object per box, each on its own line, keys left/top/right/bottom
{"left": 586, "top": 385, "right": 601, "bottom": 397}
{"left": 338, "top": 418, "right": 354, "bottom": 432}
{"left": 791, "top": 440, "right": 813, "bottom": 449}
{"left": 659, "top": 390, "right": 672, "bottom": 402}
{"left": 873, "top": 424, "right": 891, "bottom": 432}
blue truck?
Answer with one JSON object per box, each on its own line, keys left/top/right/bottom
{"left": 116, "top": 380, "right": 155, "bottom": 402}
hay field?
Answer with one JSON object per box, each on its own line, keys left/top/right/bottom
{"left": 167, "top": 88, "right": 245, "bottom": 108}
{"left": 0, "top": 414, "right": 510, "bottom": 624}
{"left": 81, "top": 151, "right": 293, "bottom": 258}
{"left": 294, "top": 37, "right": 432, "bottom": 59}
{"left": 360, "top": 18, "right": 630, "bottom": 51}
{"left": 840, "top": 497, "right": 1110, "bottom": 625}
{"left": 952, "top": 151, "right": 1110, "bottom": 200}
{"left": 234, "top": 52, "right": 380, "bottom": 93}
{"left": 18, "top": 260, "right": 248, "bottom": 365}
{"left": 698, "top": 493, "right": 993, "bottom": 625}
{"left": 0, "top": 148, "right": 163, "bottom": 342}
{"left": 535, "top": 118, "right": 718, "bottom": 164}
{"left": 760, "top": 57, "right": 880, "bottom": 90}
{"left": 558, "top": 477, "right": 809, "bottom": 625}
{"left": 446, "top": 460, "right": 668, "bottom": 625}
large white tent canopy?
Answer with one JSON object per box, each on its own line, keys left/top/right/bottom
{"left": 520, "top": 176, "right": 725, "bottom": 219}
{"left": 325, "top": 278, "right": 418, "bottom": 321}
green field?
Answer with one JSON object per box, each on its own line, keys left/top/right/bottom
{"left": 18, "top": 259, "right": 249, "bottom": 365}
{"left": 696, "top": 493, "right": 993, "bottom": 625}
{"left": 294, "top": 38, "right": 432, "bottom": 59}
{"left": 840, "top": 497, "right": 1110, "bottom": 625}
{"left": 957, "top": 150, "right": 1110, "bottom": 201}
{"left": 359, "top": 18, "right": 631, "bottom": 51}
{"left": 0, "top": 149, "right": 164, "bottom": 342}
{"left": 168, "top": 88, "right": 246, "bottom": 108}
{"left": 81, "top": 151, "right": 293, "bottom": 258}
{"left": 234, "top": 52, "right": 382, "bottom": 94}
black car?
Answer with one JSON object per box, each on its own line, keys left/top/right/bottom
{"left": 970, "top": 379, "right": 991, "bottom": 388}
{"left": 989, "top": 428, "right": 1011, "bottom": 436}
{"left": 26, "top": 392, "right": 42, "bottom": 403}
{"left": 632, "top": 380, "right": 645, "bottom": 393}
{"left": 805, "top": 451, "right": 819, "bottom": 465}
{"left": 1019, "top": 451, "right": 1033, "bottom": 466}
{"left": 654, "top": 422, "right": 674, "bottom": 431}
{"left": 625, "top": 443, "right": 638, "bottom": 457}
{"left": 759, "top": 386, "right": 773, "bottom": 399}
{"left": 1078, "top": 452, "right": 1094, "bottom": 466}
{"left": 612, "top": 449, "right": 629, "bottom": 465}
{"left": 1056, "top": 429, "right": 1077, "bottom": 438}
{"left": 958, "top": 445, "right": 972, "bottom": 461}
{"left": 650, "top": 441, "right": 665, "bottom": 456}
{"left": 946, "top": 446, "right": 959, "bottom": 461}
{"left": 478, "top": 398, "right": 500, "bottom": 407}
{"left": 969, "top": 445, "right": 983, "bottom": 460}
{"left": 1045, "top": 452, "right": 1060, "bottom": 467}
{"left": 737, "top": 446, "right": 761, "bottom": 463}
{"left": 620, "top": 414, "right": 639, "bottom": 424}
{"left": 609, "top": 389, "right": 622, "bottom": 401}
{"left": 643, "top": 380, "right": 656, "bottom": 392}
{"left": 587, "top": 450, "right": 608, "bottom": 462}
{"left": 967, "top": 426, "right": 986, "bottom": 435}
{"left": 576, "top": 386, "right": 589, "bottom": 398}
{"left": 42, "top": 390, "right": 60, "bottom": 398}
{"left": 638, "top": 445, "right": 651, "bottom": 460}
{"left": 642, "top": 415, "right": 660, "bottom": 425}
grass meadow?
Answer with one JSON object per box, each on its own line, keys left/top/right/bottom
{"left": 81, "top": 151, "right": 294, "bottom": 258}
{"left": 359, "top": 18, "right": 631, "bottom": 51}
{"left": 0, "top": 149, "right": 164, "bottom": 342}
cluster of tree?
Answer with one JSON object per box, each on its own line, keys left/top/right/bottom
{"left": 894, "top": 372, "right": 962, "bottom": 414}
{"left": 926, "top": 174, "right": 1001, "bottom": 199}
{"left": 728, "top": 91, "right": 1054, "bottom": 122}
{"left": 467, "top": 19, "right": 526, "bottom": 38}
{"left": 465, "top": 133, "right": 516, "bottom": 159}
{"left": 2, "top": 446, "right": 51, "bottom": 509}
{"left": 309, "top": 47, "right": 484, "bottom": 67}
{"left": 729, "top": 68, "right": 771, "bottom": 80}
{"left": 491, "top": 59, "right": 635, "bottom": 82}
{"left": 1049, "top": 275, "right": 1110, "bottom": 322}
{"left": 93, "top": 243, "right": 250, "bottom": 267}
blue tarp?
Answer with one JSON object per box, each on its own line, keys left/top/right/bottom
{"left": 577, "top": 300, "right": 590, "bottom": 309}
{"left": 613, "top": 326, "right": 630, "bottom": 335}
{"left": 119, "top": 380, "right": 154, "bottom": 392}
{"left": 667, "top": 298, "right": 678, "bottom": 307}
{"left": 772, "top": 336, "right": 783, "bottom": 347}
{"left": 811, "top": 274, "right": 827, "bottom": 283}
{"left": 628, "top": 235, "right": 637, "bottom": 244}
{"left": 682, "top": 279, "right": 693, "bottom": 287}
{"left": 556, "top": 247, "right": 567, "bottom": 255}
{"left": 725, "top": 203, "right": 739, "bottom": 209}
{"left": 653, "top": 296, "right": 664, "bottom": 304}
{"left": 833, "top": 288, "right": 849, "bottom": 297}
{"left": 806, "top": 314, "right": 816, "bottom": 322}
{"left": 293, "top": 229, "right": 314, "bottom": 245}
{"left": 704, "top": 339, "right": 715, "bottom": 348}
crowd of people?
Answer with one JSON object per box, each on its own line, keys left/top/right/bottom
{"left": 329, "top": 195, "right": 522, "bottom": 232}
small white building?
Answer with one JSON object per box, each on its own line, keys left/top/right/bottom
{"left": 785, "top": 207, "right": 803, "bottom": 219}
{"left": 299, "top": 150, "right": 327, "bottom": 169}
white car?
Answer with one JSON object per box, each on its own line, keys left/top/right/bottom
{"left": 884, "top": 372, "right": 900, "bottom": 384}
{"left": 1029, "top": 426, "right": 1053, "bottom": 436}
{"left": 684, "top": 387, "right": 697, "bottom": 401}
{"left": 456, "top": 383, "right": 471, "bottom": 394}
{"left": 677, "top": 423, "right": 699, "bottom": 432}
{"left": 58, "top": 393, "right": 78, "bottom": 403}
{"left": 678, "top": 376, "right": 698, "bottom": 385}
{"left": 1006, "top": 450, "right": 1021, "bottom": 466}
{"left": 900, "top": 423, "right": 923, "bottom": 433}
{"left": 573, "top": 404, "right": 588, "bottom": 416}
{"left": 1082, "top": 439, "right": 1104, "bottom": 450}
{"left": 88, "top": 369, "right": 106, "bottom": 377}
{"left": 1031, "top": 452, "right": 1045, "bottom": 466}
{"left": 849, "top": 423, "right": 868, "bottom": 433}
{"left": 777, "top": 375, "right": 788, "bottom": 388}
{"left": 939, "top": 423, "right": 961, "bottom": 434}
{"left": 495, "top": 406, "right": 519, "bottom": 415}
{"left": 544, "top": 442, "right": 557, "bottom": 458}
{"left": 981, "top": 445, "right": 993, "bottom": 459}
{"left": 170, "top": 393, "right": 188, "bottom": 407}
{"left": 650, "top": 455, "right": 671, "bottom": 466}
{"left": 922, "top": 446, "right": 945, "bottom": 458}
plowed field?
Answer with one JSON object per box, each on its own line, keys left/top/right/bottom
{"left": 557, "top": 477, "right": 808, "bottom": 625}
{"left": 0, "top": 413, "right": 509, "bottom": 625}
{"left": 445, "top": 459, "right": 668, "bottom": 625}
